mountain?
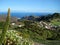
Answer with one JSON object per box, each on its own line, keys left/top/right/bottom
{"left": 21, "top": 13, "right": 60, "bottom": 22}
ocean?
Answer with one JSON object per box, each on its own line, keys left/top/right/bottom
{"left": 0, "top": 12, "right": 52, "bottom": 18}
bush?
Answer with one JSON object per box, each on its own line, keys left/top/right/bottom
{"left": 5, "top": 30, "right": 34, "bottom": 45}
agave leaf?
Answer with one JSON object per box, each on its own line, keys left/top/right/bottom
{"left": 0, "top": 8, "right": 10, "bottom": 45}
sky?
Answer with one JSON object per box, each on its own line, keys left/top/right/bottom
{"left": 0, "top": 0, "right": 60, "bottom": 13}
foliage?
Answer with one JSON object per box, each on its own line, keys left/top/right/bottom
{"left": 0, "top": 10, "right": 60, "bottom": 45}
{"left": 5, "top": 30, "right": 33, "bottom": 45}
{"left": 14, "top": 20, "right": 60, "bottom": 42}
{"left": 0, "top": 22, "right": 4, "bottom": 29}
{"left": 0, "top": 8, "right": 10, "bottom": 45}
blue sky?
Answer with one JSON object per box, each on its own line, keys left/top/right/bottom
{"left": 0, "top": 0, "right": 60, "bottom": 13}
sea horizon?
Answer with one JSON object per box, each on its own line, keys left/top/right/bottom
{"left": 0, "top": 12, "right": 53, "bottom": 18}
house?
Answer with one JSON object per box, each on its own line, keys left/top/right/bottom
{"left": 11, "top": 23, "right": 15, "bottom": 25}
{"left": 11, "top": 21, "right": 24, "bottom": 28}
{"left": 18, "top": 24, "right": 24, "bottom": 27}
{"left": 39, "top": 21, "right": 57, "bottom": 30}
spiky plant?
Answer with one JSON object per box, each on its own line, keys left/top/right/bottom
{"left": 0, "top": 8, "right": 10, "bottom": 45}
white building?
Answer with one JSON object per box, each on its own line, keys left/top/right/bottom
{"left": 11, "top": 23, "right": 15, "bottom": 25}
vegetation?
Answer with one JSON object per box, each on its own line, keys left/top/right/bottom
{"left": 0, "top": 8, "right": 10, "bottom": 45}
{"left": 14, "top": 20, "right": 60, "bottom": 45}
{"left": 0, "top": 9, "right": 60, "bottom": 45}
{"left": 15, "top": 13, "right": 60, "bottom": 45}
{"left": 0, "top": 9, "right": 34, "bottom": 45}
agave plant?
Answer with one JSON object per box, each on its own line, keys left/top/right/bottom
{"left": 0, "top": 8, "right": 10, "bottom": 45}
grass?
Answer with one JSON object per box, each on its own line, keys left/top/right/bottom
{"left": 51, "top": 19, "right": 60, "bottom": 26}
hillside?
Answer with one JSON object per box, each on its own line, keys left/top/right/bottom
{"left": 0, "top": 13, "right": 60, "bottom": 45}
{"left": 21, "top": 13, "right": 60, "bottom": 22}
